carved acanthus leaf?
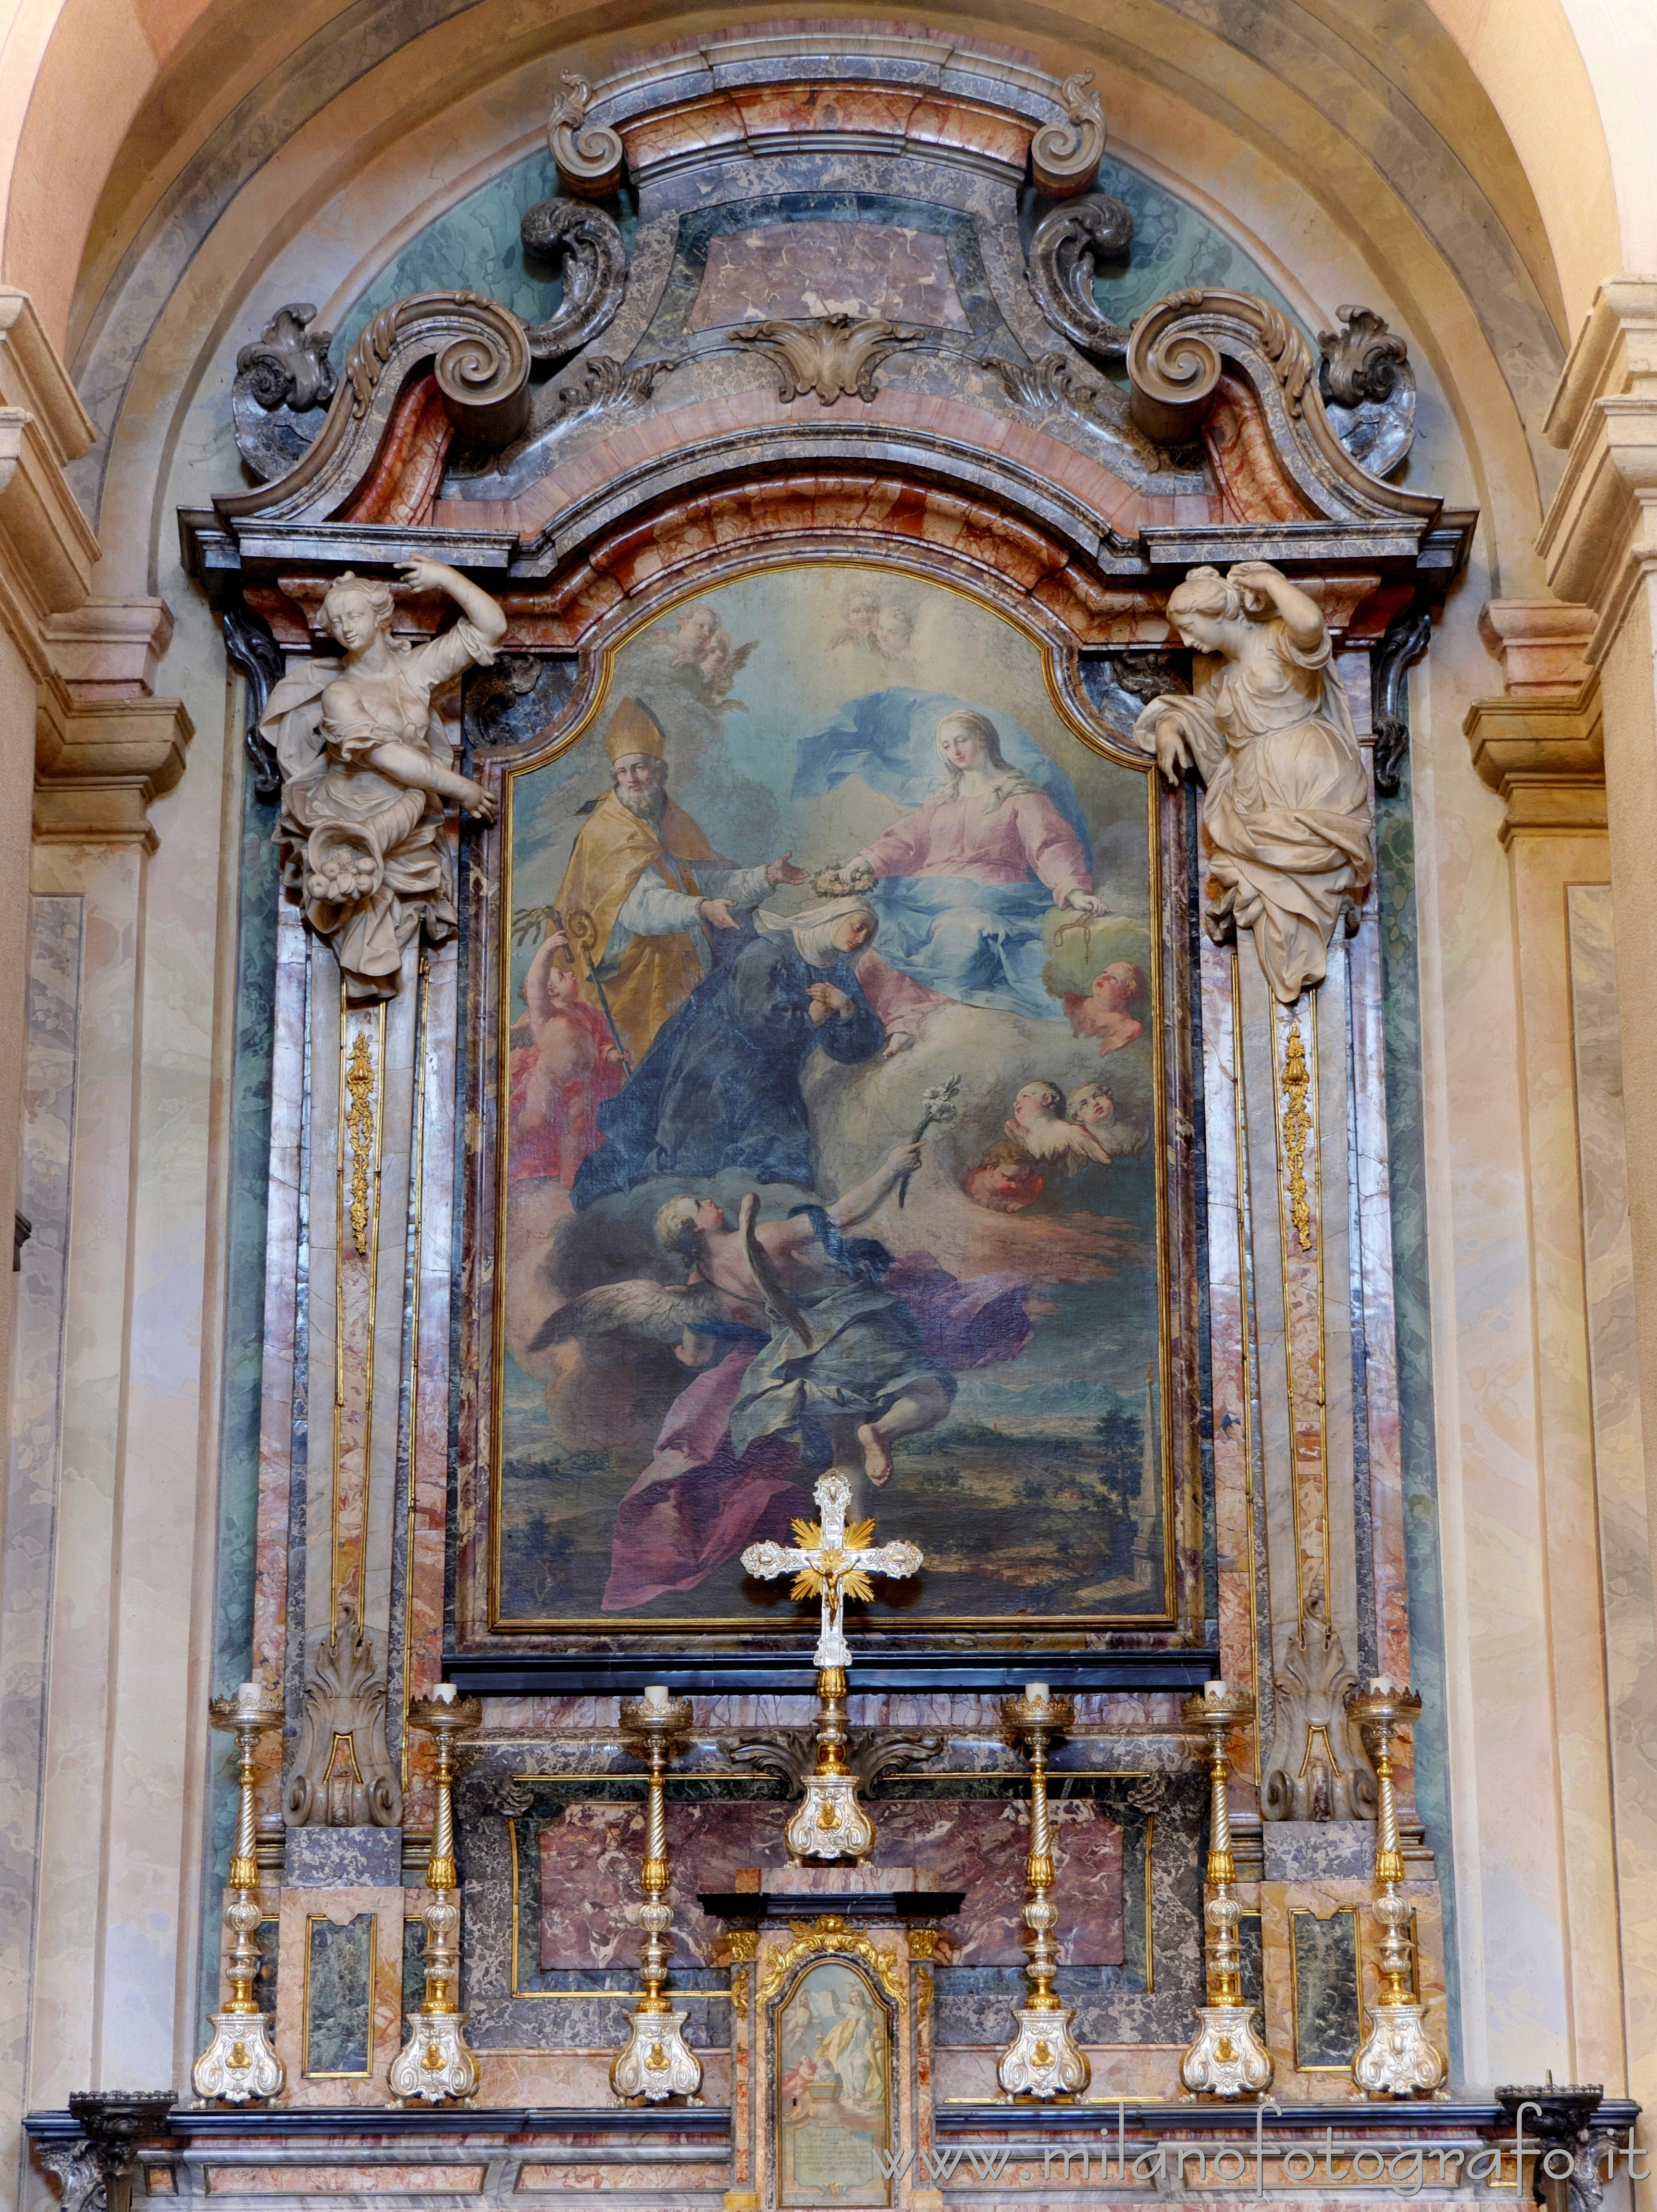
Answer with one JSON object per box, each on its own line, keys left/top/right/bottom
{"left": 284, "top": 1607, "right": 403, "bottom": 1827}
{"left": 549, "top": 352, "right": 680, "bottom": 431}
{"left": 547, "top": 73, "right": 625, "bottom": 199}
{"left": 1030, "top": 69, "right": 1109, "bottom": 199}
{"left": 1260, "top": 1596, "right": 1378, "bottom": 1822}
{"left": 731, "top": 1727, "right": 942, "bottom": 1794}
{"left": 1318, "top": 305, "right": 1417, "bottom": 479}
{"left": 731, "top": 313, "right": 927, "bottom": 405}
{"left": 236, "top": 304, "right": 336, "bottom": 413}
{"left": 231, "top": 304, "right": 336, "bottom": 482}
{"left": 519, "top": 198, "right": 628, "bottom": 360}
{"left": 1027, "top": 196, "right": 1134, "bottom": 360}
{"left": 1319, "top": 304, "right": 1409, "bottom": 408}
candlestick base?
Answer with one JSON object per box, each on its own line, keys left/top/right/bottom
{"left": 192, "top": 2010, "right": 284, "bottom": 2103}
{"left": 388, "top": 2008, "right": 480, "bottom": 2104}
{"left": 1179, "top": 2003, "right": 1274, "bottom": 2097}
{"left": 1352, "top": 2000, "right": 1445, "bottom": 2097}
{"left": 786, "top": 1769, "right": 875, "bottom": 1863}
{"left": 610, "top": 2007, "right": 703, "bottom": 2101}
{"left": 996, "top": 2004, "right": 1090, "bottom": 2100}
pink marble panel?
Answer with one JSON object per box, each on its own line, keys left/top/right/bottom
{"left": 1201, "top": 938, "right": 1261, "bottom": 1803}
{"left": 251, "top": 901, "right": 309, "bottom": 1692}
{"left": 1347, "top": 894, "right": 1411, "bottom": 1690}
{"left": 402, "top": 947, "right": 459, "bottom": 1827}
{"left": 690, "top": 223, "right": 970, "bottom": 332}
{"left": 536, "top": 1800, "right": 1122, "bottom": 1970}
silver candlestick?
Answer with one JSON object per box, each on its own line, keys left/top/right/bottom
{"left": 1349, "top": 1679, "right": 1444, "bottom": 2097}
{"left": 1180, "top": 1679, "right": 1274, "bottom": 2097}
{"left": 193, "top": 1682, "right": 286, "bottom": 2103}
{"left": 996, "top": 1685, "right": 1090, "bottom": 2100}
{"left": 389, "top": 1691, "right": 482, "bottom": 2102}
{"left": 610, "top": 1687, "right": 703, "bottom": 2101}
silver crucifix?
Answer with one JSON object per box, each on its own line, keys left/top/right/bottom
{"left": 742, "top": 1473, "right": 923, "bottom": 1861}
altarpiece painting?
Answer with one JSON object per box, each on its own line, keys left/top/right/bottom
{"left": 490, "top": 566, "right": 1175, "bottom": 1632}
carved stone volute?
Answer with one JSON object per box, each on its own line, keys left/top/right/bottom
{"left": 284, "top": 1607, "right": 402, "bottom": 1827}
{"left": 1261, "top": 1597, "right": 1378, "bottom": 1821}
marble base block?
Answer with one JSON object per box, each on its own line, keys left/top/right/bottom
{"left": 1261, "top": 1819, "right": 1374, "bottom": 1880}
{"left": 284, "top": 1826, "right": 403, "bottom": 1887}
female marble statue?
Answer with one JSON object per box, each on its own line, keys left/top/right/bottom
{"left": 1133, "top": 561, "right": 1373, "bottom": 1004}
{"left": 260, "top": 558, "right": 504, "bottom": 999}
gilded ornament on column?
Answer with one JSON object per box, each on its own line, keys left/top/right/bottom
{"left": 1279, "top": 1014, "right": 1315, "bottom": 1252}
{"left": 344, "top": 1027, "right": 375, "bottom": 1256}
{"left": 193, "top": 1682, "right": 286, "bottom": 2104}
{"left": 389, "top": 1690, "right": 482, "bottom": 2103}
{"left": 609, "top": 1688, "right": 703, "bottom": 2102}
{"left": 1179, "top": 1680, "right": 1275, "bottom": 2096}
{"left": 1348, "top": 1680, "right": 1445, "bottom": 2097}
{"left": 996, "top": 1686, "right": 1090, "bottom": 2100}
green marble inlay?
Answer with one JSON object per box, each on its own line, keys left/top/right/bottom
{"left": 336, "top": 158, "right": 638, "bottom": 359}
{"left": 1376, "top": 766, "right": 1460, "bottom": 2075}
{"left": 331, "top": 152, "right": 1293, "bottom": 369}
{"left": 1290, "top": 1908, "right": 1361, "bottom": 2071}
{"left": 305, "top": 1914, "right": 378, "bottom": 2076}
{"left": 1084, "top": 157, "right": 1303, "bottom": 336}
{"left": 197, "top": 759, "right": 281, "bottom": 2050}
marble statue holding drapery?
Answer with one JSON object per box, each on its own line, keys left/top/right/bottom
{"left": 260, "top": 558, "right": 503, "bottom": 1001}
{"left": 1131, "top": 560, "right": 1373, "bottom": 1004}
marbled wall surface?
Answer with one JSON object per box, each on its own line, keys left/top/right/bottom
{"left": 1567, "top": 882, "right": 1657, "bottom": 2100}
{"left": 1, "top": 897, "right": 80, "bottom": 2204}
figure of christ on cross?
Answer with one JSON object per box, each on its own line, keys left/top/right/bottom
{"left": 742, "top": 1473, "right": 924, "bottom": 1670}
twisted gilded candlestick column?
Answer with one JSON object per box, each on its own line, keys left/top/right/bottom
{"left": 390, "top": 1692, "right": 482, "bottom": 2103}
{"left": 193, "top": 1683, "right": 286, "bottom": 2102}
{"left": 611, "top": 1688, "right": 702, "bottom": 2102}
{"left": 1180, "top": 1679, "right": 1274, "bottom": 2097}
{"left": 997, "top": 1686, "right": 1089, "bottom": 2100}
{"left": 1348, "top": 1680, "right": 1444, "bottom": 2097}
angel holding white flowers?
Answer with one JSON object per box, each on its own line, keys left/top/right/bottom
{"left": 260, "top": 556, "right": 505, "bottom": 1000}
{"left": 1133, "top": 559, "right": 1372, "bottom": 1005}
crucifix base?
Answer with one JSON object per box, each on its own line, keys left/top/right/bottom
{"left": 788, "top": 1768, "right": 875, "bottom": 1863}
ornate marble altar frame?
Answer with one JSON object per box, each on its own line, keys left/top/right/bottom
{"left": 172, "top": 23, "right": 1475, "bottom": 2137}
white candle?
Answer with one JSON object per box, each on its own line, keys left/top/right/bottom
{"left": 239, "top": 1680, "right": 258, "bottom": 1700}
{"left": 1205, "top": 1678, "right": 1226, "bottom": 1698}
{"left": 433, "top": 1682, "right": 458, "bottom": 1704}
{"left": 1025, "top": 1682, "right": 1049, "bottom": 1703}
{"left": 644, "top": 1684, "right": 670, "bottom": 1711}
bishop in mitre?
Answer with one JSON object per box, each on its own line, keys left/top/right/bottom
{"left": 555, "top": 697, "right": 804, "bottom": 1065}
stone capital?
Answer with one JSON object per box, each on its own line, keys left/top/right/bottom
{"left": 34, "top": 677, "right": 194, "bottom": 851}
{"left": 1463, "top": 685, "right": 1604, "bottom": 844}
{"left": 1538, "top": 278, "right": 1657, "bottom": 643}
{"left": 0, "top": 289, "right": 99, "bottom": 680}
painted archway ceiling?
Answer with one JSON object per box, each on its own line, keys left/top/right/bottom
{"left": 51, "top": 0, "right": 1566, "bottom": 527}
